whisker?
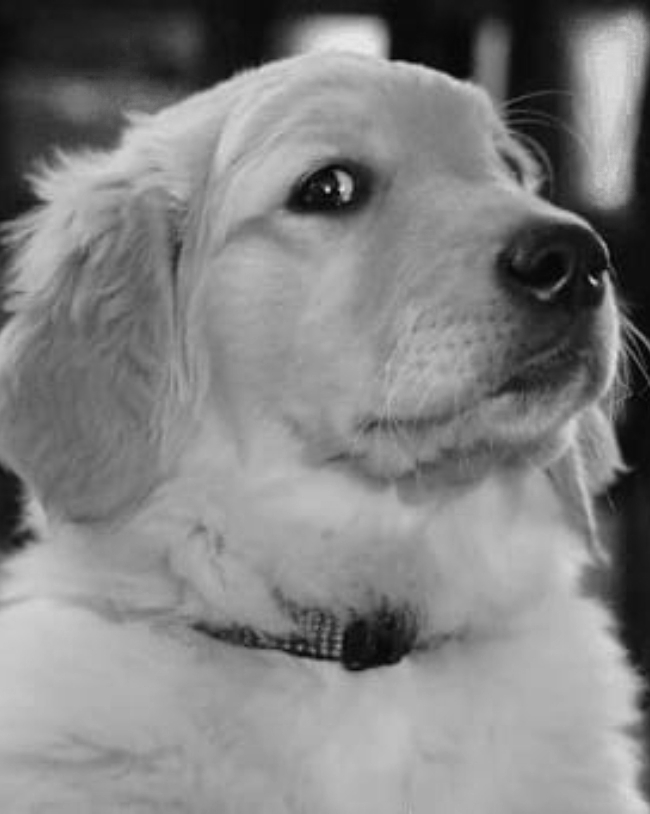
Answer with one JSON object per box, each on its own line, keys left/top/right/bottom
{"left": 502, "top": 89, "right": 575, "bottom": 111}
{"left": 619, "top": 313, "right": 650, "bottom": 398}
{"left": 506, "top": 110, "right": 593, "bottom": 165}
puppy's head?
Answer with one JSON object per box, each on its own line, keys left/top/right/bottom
{"left": 0, "top": 53, "right": 621, "bottom": 528}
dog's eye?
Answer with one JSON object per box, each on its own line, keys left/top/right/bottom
{"left": 288, "top": 164, "right": 369, "bottom": 214}
{"left": 499, "top": 150, "right": 527, "bottom": 186}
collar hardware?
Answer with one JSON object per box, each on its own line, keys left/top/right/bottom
{"left": 192, "top": 603, "right": 421, "bottom": 671}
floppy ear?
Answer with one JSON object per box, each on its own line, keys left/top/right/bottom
{"left": 548, "top": 403, "right": 624, "bottom": 557}
{"left": 0, "top": 150, "right": 185, "bottom": 522}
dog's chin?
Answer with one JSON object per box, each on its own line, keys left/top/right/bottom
{"left": 335, "top": 350, "right": 608, "bottom": 488}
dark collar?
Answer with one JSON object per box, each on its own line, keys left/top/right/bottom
{"left": 193, "top": 603, "right": 425, "bottom": 671}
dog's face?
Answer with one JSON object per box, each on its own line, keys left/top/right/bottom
{"left": 0, "top": 54, "right": 620, "bottom": 522}
{"left": 196, "top": 57, "right": 618, "bottom": 483}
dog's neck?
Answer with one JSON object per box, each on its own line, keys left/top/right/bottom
{"left": 5, "top": 455, "right": 586, "bottom": 661}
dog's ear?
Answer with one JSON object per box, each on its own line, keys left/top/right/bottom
{"left": 0, "top": 150, "right": 186, "bottom": 522}
{"left": 547, "top": 404, "right": 624, "bottom": 556}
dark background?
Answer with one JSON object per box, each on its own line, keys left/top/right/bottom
{"left": 0, "top": 0, "right": 649, "bottom": 750}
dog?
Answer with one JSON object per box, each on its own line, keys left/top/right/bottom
{"left": 0, "top": 52, "right": 646, "bottom": 813}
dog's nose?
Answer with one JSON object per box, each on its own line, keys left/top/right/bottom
{"left": 499, "top": 222, "right": 611, "bottom": 309}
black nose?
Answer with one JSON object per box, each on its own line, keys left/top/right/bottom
{"left": 499, "top": 221, "right": 611, "bottom": 309}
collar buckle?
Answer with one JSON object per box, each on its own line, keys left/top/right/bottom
{"left": 193, "top": 603, "right": 421, "bottom": 671}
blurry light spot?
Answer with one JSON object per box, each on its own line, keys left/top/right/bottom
{"left": 473, "top": 17, "right": 512, "bottom": 103}
{"left": 567, "top": 8, "right": 649, "bottom": 210}
{"left": 57, "top": 81, "right": 103, "bottom": 125}
{"left": 277, "top": 14, "right": 390, "bottom": 58}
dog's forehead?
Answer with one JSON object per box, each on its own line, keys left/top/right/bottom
{"left": 217, "top": 55, "right": 502, "bottom": 168}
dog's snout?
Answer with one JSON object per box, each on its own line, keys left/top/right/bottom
{"left": 499, "top": 222, "right": 611, "bottom": 309}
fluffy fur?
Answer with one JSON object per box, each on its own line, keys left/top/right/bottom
{"left": 0, "top": 53, "right": 646, "bottom": 813}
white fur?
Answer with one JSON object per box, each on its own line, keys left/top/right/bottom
{"left": 0, "top": 53, "right": 645, "bottom": 812}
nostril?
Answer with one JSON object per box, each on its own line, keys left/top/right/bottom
{"left": 500, "top": 222, "right": 611, "bottom": 309}
{"left": 512, "top": 244, "right": 577, "bottom": 303}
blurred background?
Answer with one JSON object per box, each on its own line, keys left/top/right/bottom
{"left": 0, "top": 0, "right": 649, "bottom": 751}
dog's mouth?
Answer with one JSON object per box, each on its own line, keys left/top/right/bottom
{"left": 361, "top": 336, "right": 592, "bottom": 437}
{"left": 334, "top": 330, "right": 603, "bottom": 482}
{"left": 492, "top": 338, "right": 590, "bottom": 397}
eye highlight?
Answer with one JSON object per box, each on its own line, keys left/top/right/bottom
{"left": 287, "top": 164, "right": 371, "bottom": 214}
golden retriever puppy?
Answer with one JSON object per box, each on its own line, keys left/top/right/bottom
{"left": 0, "top": 52, "right": 645, "bottom": 813}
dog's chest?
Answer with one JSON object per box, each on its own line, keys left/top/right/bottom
{"left": 181, "top": 645, "right": 543, "bottom": 814}
{"left": 0, "top": 596, "right": 643, "bottom": 814}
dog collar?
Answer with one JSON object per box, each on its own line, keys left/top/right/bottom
{"left": 192, "top": 603, "right": 423, "bottom": 671}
